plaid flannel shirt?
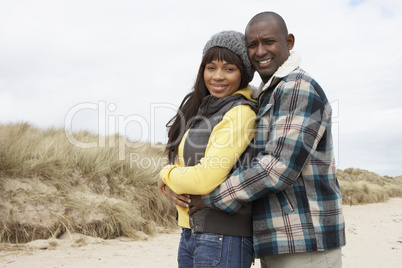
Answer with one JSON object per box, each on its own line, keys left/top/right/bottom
{"left": 203, "top": 52, "right": 346, "bottom": 258}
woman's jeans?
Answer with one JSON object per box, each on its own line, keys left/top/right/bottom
{"left": 178, "top": 228, "right": 254, "bottom": 268}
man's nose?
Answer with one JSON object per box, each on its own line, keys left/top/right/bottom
{"left": 256, "top": 44, "right": 266, "bottom": 57}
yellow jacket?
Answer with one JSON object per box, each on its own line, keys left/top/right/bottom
{"left": 160, "top": 87, "right": 256, "bottom": 228}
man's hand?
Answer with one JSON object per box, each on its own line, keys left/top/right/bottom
{"left": 188, "top": 195, "right": 207, "bottom": 215}
{"left": 158, "top": 178, "right": 191, "bottom": 208}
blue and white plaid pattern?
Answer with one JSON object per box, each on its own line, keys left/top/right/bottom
{"left": 203, "top": 67, "right": 346, "bottom": 258}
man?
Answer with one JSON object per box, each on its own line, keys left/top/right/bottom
{"left": 189, "top": 11, "right": 346, "bottom": 267}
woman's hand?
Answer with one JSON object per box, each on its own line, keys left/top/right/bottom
{"left": 158, "top": 178, "right": 191, "bottom": 208}
{"left": 158, "top": 177, "right": 167, "bottom": 193}
{"left": 188, "top": 195, "right": 207, "bottom": 215}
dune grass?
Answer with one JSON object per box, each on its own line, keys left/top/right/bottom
{"left": 0, "top": 123, "right": 176, "bottom": 243}
{"left": 1, "top": 123, "right": 401, "bottom": 243}
{"left": 337, "top": 168, "right": 402, "bottom": 205}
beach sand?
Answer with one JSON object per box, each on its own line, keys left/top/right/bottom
{"left": 1, "top": 199, "right": 401, "bottom": 268}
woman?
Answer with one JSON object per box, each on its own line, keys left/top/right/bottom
{"left": 158, "top": 30, "right": 256, "bottom": 268}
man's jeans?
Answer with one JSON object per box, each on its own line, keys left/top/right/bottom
{"left": 178, "top": 228, "right": 254, "bottom": 268}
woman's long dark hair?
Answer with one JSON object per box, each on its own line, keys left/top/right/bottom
{"left": 165, "top": 47, "right": 250, "bottom": 163}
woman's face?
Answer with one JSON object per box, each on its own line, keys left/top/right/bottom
{"left": 204, "top": 59, "right": 242, "bottom": 98}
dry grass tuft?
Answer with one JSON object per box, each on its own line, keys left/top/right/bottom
{"left": 337, "top": 168, "right": 402, "bottom": 205}
{"left": 0, "top": 123, "right": 176, "bottom": 243}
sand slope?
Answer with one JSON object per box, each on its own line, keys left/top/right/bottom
{"left": 1, "top": 199, "right": 401, "bottom": 268}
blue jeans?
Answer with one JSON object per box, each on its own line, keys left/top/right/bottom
{"left": 178, "top": 228, "right": 254, "bottom": 268}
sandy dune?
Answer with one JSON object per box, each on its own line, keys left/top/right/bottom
{"left": 1, "top": 199, "right": 401, "bottom": 268}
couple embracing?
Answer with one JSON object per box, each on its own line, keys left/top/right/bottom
{"left": 158, "top": 11, "right": 345, "bottom": 268}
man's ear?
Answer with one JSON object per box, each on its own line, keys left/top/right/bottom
{"left": 287, "top": 34, "right": 295, "bottom": 50}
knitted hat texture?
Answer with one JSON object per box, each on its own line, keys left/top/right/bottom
{"left": 203, "top": 30, "right": 254, "bottom": 81}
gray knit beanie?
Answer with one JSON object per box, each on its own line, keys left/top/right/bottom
{"left": 203, "top": 30, "right": 254, "bottom": 81}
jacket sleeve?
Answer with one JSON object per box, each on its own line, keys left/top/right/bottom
{"left": 160, "top": 105, "right": 255, "bottom": 195}
{"left": 202, "top": 77, "right": 332, "bottom": 212}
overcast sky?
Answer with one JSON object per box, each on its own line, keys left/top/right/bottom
{"left": 1, "top": 0, "right": 401, "bottom": 176}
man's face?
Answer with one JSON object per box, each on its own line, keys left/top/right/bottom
{"left": 245, "top": 20, "right": 294, "bottom": 83}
